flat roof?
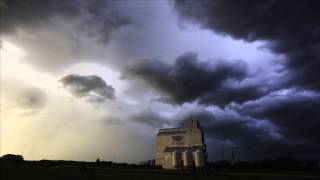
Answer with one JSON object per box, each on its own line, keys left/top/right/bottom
{"left": 158, "top": 127, "right": 186, "bottom": 131}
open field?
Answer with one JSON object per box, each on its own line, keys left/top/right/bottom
{"left": 1, "top": 163, "right": 320, "bottom": 180}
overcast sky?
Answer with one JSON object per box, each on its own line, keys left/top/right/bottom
{"left": 1, "top": 0, "right": 320, "bottom": 163}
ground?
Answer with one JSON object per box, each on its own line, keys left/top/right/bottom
{"left": 1, "top": 164, "right": 320, "bottom": 180}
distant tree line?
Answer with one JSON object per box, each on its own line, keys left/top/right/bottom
{"left": 0, "top": 154, "right": 24, "bottom": 162}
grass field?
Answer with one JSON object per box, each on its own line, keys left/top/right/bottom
{"left": 1, "top": 164, "right": 320, "bottom": 180}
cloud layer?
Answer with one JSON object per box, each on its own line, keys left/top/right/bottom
{"left": 2, "top": 0, "right": 320, "bottom": 162}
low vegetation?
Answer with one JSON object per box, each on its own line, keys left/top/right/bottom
{"left": 1, "top": 154, "right": 319, "bottom": 180}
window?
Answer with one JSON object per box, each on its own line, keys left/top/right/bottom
{"left": 172, "top": 135, "right": 183, "bottom": 141}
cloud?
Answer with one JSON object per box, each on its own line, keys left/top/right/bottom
{"left": 1, "top": 0, "right": 129, "bottom": 42}
{"left": 130, "top": 109, "right": 171, "bottom": 128}
{"left": 122, "top": 52, "right": 268, "bottom": 107}
{"left": 230, "top": 89, "right": 320, "bottom": 142}
{"left": 60, "top": 74, "right": 115, "bottom": 102}
{"left": 1, "top": 0, "right": 130, "bottom": 73}
{"left": 173, "top": 0, "right": 320, "bottom": 90}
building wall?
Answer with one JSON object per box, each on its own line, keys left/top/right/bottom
{"left": 162, "top": 152, "right": 173, "bottom": 169}
{"left": 155, "top": 123, "right": 205, "bottom": 169}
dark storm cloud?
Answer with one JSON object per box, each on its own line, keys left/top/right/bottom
{"left": 173, "top": 0, "right": 320, "bottom": 90}
{"left": 1, "top": 0, "right": 129, "bottom": 42}
{"left": 198, "top": 82, "right": 271, "bottom": 107}
{"left": 60, "top": 74, "right": 115, "bottom": 102}
{"left": 230, "top": 89, "right": 320, "bottom": 142}
{"left": 177, "top": 108, "right": 320, "bottom": 160}
{"left": 122, "top": 52, "right": 268, "bottom": 107}
{"left": 131, "top": 109, "right": 171, "bottom": 128}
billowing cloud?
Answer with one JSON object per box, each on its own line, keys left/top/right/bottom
{"left": 173, "top": 0, "right": 320, "bottom": 90}
{"left": 60, "top": 74, "right": 115, "bottom": 102}
{"left": 122, "top": 52, "right": 269, "bottom": 107}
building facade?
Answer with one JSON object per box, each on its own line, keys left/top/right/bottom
{"left": 155, "top": 117, "right": 207, "bottom": 169}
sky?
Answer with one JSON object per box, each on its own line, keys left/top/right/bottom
{"left": 1, "top": 0, "right": 320, "bottom": 163}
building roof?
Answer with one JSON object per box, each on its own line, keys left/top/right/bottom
{"left": 157, "top": 117, "right": 203, "bottom": 136}
{"left": 157, "top": 128, "right": 188, "bottom": 136}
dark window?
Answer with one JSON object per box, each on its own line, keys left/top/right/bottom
{"left": 172, "top": 135, "right": 183, "bottom": 141}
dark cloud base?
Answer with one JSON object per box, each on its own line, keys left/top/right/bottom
{"left": 60, "top": 74, "right": 115, "bottom": 102}
{"left": 122, "top": 52, "right": 267, "bottom": 107}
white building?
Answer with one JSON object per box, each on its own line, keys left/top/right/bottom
{"left": 155, "top": 117, "right": 207, "bottom": 169}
